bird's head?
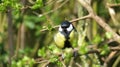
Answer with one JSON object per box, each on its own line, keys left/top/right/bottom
{"left": 59, "top": 21, "right": 73, "bottom": 32}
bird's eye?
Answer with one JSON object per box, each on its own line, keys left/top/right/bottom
{"left": 61, "top": 26, "right": 68, "bottom": 28}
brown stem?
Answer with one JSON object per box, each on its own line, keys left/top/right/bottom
{"left": 6, "top": 7, "right": 14, "bottom": 65}
{"left": 107, "top": 3, "right": 120, "bottom": 7}
{"left": 20, "top": 0, "right": 26, "bottom": 49}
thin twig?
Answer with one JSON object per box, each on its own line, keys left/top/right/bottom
{"left": 35, "top": 60, "right": 48, "bottom": 64}
{"left": 107, "top": 3, "right": 119, "bottom": 26}
{"left": 75, "top": 62, "right": 82, "bottom": 67}
{"left": 61, "top": 61, "right": 66, "bottom": 67}
{"left": 68, "top": 57, "right": 74, "bottom": 67}
{"left": 78, "top": 46, "right": 120, "bottom": 56}
{"left": 40, "top": 15, "right": 90, "bottom": 32}
{"left": 42, "top": 60, "right": 50, "bottom": 67}
{"left": 35, "top": 0, "right": 69, "bottom": 17}
{"left": 107, "top": 3, "right": 120, "bottom": 7}
{"left": 79, "top": 49, "right": 100, "bottom": 56}
{"left": 70, "top": 14, "right": 91, "bottom": 22}
{"left": 104, "top": 51, "right": 117, "bottom": 64}
{"left": 110, "top": 46, "right": 120, "bottom": 51}
{"left": 112, "top": 55, "right": 120, "bottom": 67}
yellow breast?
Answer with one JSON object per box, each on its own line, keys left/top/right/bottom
{"left": 54, "top": 30, "right": 76, "bottom": 48}
{"left": 54, "top": 32, "right": 65, "bottom": 48}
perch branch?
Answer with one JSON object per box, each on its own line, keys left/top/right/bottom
{"left": 40, "top": 15, "right": 90, "bottom": 32}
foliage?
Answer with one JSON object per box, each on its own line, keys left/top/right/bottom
{"left": 0, "top": 0, "right": 120, "bottom": 67}
{"left": 11, "top": 56, "right": 35, "bottom": 67}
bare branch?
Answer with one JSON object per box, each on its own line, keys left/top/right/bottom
{"left": 75, "top": 62, "right": 82, "bottom": 67}
{"left": 110, "top": 46, "right": 120, "bottom": 51}
{"left": 107, "top": 3, "right": 120, "bottom": 7}
{"left": 61, "top": 61, "right": 66, "bottom": 67}
{"left": 40, "top": 15, "right": 90, "bottom": 32}
{"left": 112, "top": 55, "right": 120, "bottom": 67}
{"left": 35, "top": 0, "right": 69, "bottom": 17}
{"left": 68, "top": 57, "right": 74, "bottom": 67}
{"left": 35, "top": 60, "right": 48, "bottom": 64}
{"left": 103, "top": 51, "right": 117, "bottom": 67}
{"left": 42, "top": 60, "right": 50, "bottom": 67}
{"left": 107, "top": 3, "right": 119, "bottom": 26}
{"left": 70, "top": 14, "right": 91, "bottom": 23}
{"left": 78, "top": 46, "right": 120, "bottom": 56}
{"left": 77, "top": 0, "right": 120, "bottom": 43}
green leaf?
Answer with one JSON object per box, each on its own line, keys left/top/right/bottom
{"left": 105, "top": 32, "right": 113, "bottom": 39}
{"left": 47, "top": 24, "right": 53, "bottom": 31}
{"left": 12, "top": 60, "right": 17, "bottom": 67}
{"left": 24, "top": 21, "right": 35, "bottom": 29}
{"left": 38, "top": 47, "right": 46, "bottom": 57}
{"left": 31, "top": 0, "right": 43, "bottom": 9}
{"left": 49, "top": 55, "right": 58, "bottom": 63}
{"left": 93, "top": 34, "right": 102, "bottom": 44}
{"left": 100, "top": 44, "right": 110, "bottom": 55}
{"left": 79, "top": 43, "right": 88, "bottom": 54}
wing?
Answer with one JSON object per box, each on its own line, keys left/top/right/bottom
{"left": 69, "top": 30, "right": 78, "bottom": 48}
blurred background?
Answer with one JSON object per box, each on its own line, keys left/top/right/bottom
{"left": 0, "top": 0, "right": 120, "bottom": 67}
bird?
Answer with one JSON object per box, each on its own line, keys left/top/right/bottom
{"left": 54, "top": 20, "right": 77, "bottom": 57}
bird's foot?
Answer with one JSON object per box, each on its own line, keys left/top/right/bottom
{"left": 58, "top": 53, "right": 64, "bottom": 61}
{"left": 73, "top": 49, "right": 78, "bottom": 58}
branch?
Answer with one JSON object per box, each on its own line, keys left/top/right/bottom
{"left": 40, "top": 15, "right": 90, "bottom": 32}
{"left": 112, "top": 55, "right": 120, "bottom": 67}
{"left": 107, "top": 3, "right": 120, "bottom": 26}
{"left": 75, "top": 62, "right": 82, "bottom": 67}
{"left": 104, "top": 46, "right": 120, "bottom": 66}
{"left": 77, "top": 0, "right": 120, "bottom": 43}
{"left": 78, "top": 46, "right": 120, "bottom": 56}
{"left": 68, "top": 57, "right": 74, "bottom": 67}
{"left": 42, "top": 61, "right": 50, "bottom": 67}
{"left": 34, "top": 0, "right": 69, "bottom": 17}
{"left": 110, "top": 46, "right": 120, "bottom": 51}
{"left": 70, "top": 14, "right": 91, "bottom": 23}
{"left": 34, "top": 46, "right": 120, "bottom": 66}
{"left": 107, "top": 3, "right": 120, "bottom": 7}
{"left": 61, "top": 61, "right": 66, "bottom": 67}
{"left": 7, "top": 6, "right": 14, "bottom": 65}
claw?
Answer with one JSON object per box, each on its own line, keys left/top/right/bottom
{"left": 73, "top": 49, "right": 78, "bottom": 58}
{"left": 58, "top": 54, "right": 64, "bottom": 61}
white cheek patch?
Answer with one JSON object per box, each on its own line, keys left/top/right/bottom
{"left": 59, "top": 26, "right": 62, "bottom": 31}
{"left": 67, "top": 24, "right": 73, "bottom": 31}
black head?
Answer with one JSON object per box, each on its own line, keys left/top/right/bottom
{"left": 59, "top": 21, "right": 74, "bottom": 32}
{"left": 59, "top": 21, "right": 74, "bottom": 39}
{"left": 61, "top": 21, "right": 71, "bottom": 29}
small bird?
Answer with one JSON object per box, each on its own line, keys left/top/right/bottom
{"left": 54, "top": 21, "right": 77, "bottom": 56}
